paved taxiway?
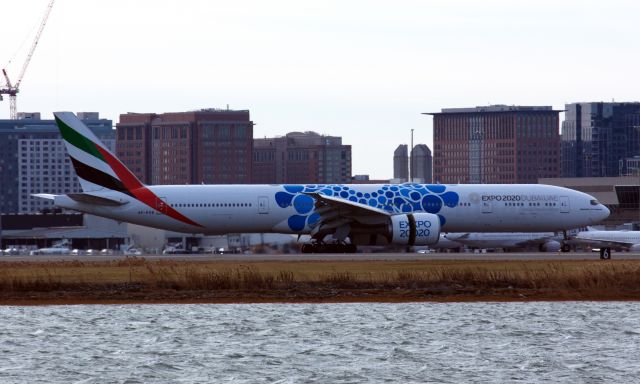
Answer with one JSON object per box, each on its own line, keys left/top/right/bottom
{"left": 2, "top": 252, "right": 640, "bottom": 262}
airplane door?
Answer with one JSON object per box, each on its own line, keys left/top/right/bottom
{"left": 559, "top": 196, "right": 570, "bottom": 213}
{"left": 156, "top": 197, "right": 168, "bottom": 214}
{"left": 482, "top": 200, "right": 492, "bottom": 213}
{"left": 258, "top": 196, "right": 269, "bottom": 214}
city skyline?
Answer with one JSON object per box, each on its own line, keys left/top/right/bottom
{"left": 2, "top": 0, "right": 640, "bottom": 179}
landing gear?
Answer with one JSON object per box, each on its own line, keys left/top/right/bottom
{"left": 599, "top": 247, "right": 611, "bottom": 260}
{"left": 300, "top": 242, "right": 357, "bottom": 254}
{"left": 561, "top": 230, "right": 571, "bottom": 252}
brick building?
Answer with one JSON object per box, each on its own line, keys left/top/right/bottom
{"left": 426, "top": 105, "right": 561, "bottom": 184}
{"left": 116, "top": 109, "right": 253, "bottom": 185}
{"left": 252, "top": 131, "right": 351, "bottom": 184}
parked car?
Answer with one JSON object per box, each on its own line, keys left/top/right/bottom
{"left": 3, "top": 247, "right": 20, "bottom": 255}
{"left": 124, "top": 248, "right": 142, "bottom": 256}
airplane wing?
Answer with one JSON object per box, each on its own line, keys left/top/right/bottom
{"left": 304, "top": 192, "right": 390, "bottom": 217}
{"left": 303, "top": 192, "right": 390, "bottom": 239}
{"left": 570, "top": 236, "right": 636, "bottom": 250}
{"left": 445, "top": 233, "right": 470, "bottom": 240}
{"left": 514, "top": 235, "right": 557, "bottom": 248}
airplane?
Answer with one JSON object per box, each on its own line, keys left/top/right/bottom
{"left": 444, "top": 232, "right": 563, "bottom": 252}
{"left": 568, "top": 227, "right": 640, "bottom": 259}
{"left": 433, "top": 234, "right": 465, "bottom": 251}
{"left": 34, "top": 112, "right": 611, "bottom": 253}
{"left": 29, "top": 239, "right": 71, "bottom": 256}
{"left": 413, "top": 234, "right": 464, "bottom": 253}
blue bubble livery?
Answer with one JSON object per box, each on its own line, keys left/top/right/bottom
{"left": 274, "top": 183, "right": 459, "bottom": 232}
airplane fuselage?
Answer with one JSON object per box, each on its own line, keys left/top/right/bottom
{"left": 575, "top": 230, "right": 640, "bottom": 244}
{"left": 445, "top": 232, "right": 561, "bottom": 249}
{"left": 52, "top": 183, "right": 609, "bottom": 235}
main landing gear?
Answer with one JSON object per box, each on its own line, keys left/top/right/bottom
{"left": 561, "top": 230, "right": 571, "bottom": 252}
{"left": 301, "top": 242, "right": 357, "bottom": 254}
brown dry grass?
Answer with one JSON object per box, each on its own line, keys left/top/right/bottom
{"left": 1, "top": 258, "right": 640, "bottom": 303}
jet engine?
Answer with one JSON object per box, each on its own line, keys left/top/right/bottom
{"left": 538, "top": 240, "right": 561, "bottom": 252}
{"left": 389, "top": 213, "right": 441, "bottom": 246}
{"left": 630, "top": 244, "right": 640, "bottom": 252}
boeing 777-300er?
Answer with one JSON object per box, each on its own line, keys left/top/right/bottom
{"left": 34, "top": 112, "right": 610, "bottom": 253}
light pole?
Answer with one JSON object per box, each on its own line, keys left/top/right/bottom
{"left": 410, "top": 129, "right": 414, "bottom": 182}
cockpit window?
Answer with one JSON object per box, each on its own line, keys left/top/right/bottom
{"left": 590, "top": 199, "right": 599, "bottom": 206}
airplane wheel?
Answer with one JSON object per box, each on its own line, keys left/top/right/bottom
{"left": 561, "top": 244, "right": 571, "bottom": 253}
{"left": 325, "top": 243, "right": 339, "bottom": 253}
{"left": 301, "top": 244, "right": 313, "bottom": 254}
{"left": 346, "top": 244, "right": 357, "bottom": 253}
{"left": 600, "top": 247, "right": 611, "bottom": 260}
{"left": 314, "top": 243, "right": 326, "bottom": 253}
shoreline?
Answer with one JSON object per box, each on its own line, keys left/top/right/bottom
{"left": 4, "top": 291, "right": 640, "bottom": 306}
{"left": 2, "top": 258, "right": 640, "bottom": 305}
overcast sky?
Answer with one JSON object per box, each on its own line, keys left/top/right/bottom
{"left": 2, "top": 0, "right": 639, "bottom": 179}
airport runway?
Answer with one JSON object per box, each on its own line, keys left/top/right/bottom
{"left": 2, "top": 252, "right": 640, "bottom": 262}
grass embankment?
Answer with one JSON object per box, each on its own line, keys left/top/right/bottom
{"left": 1, "top": 258, "right": 640, "bottom": 304}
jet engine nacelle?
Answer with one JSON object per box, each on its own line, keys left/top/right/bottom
{"left": 630, "top": 244, "right": 640, "bottom": 252}
{"left": 538, "top": 240, "right": 561, "bottom": 252}
{"left": 389, "top": 213, "right": 441, "bottom": 246}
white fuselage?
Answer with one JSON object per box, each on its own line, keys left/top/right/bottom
{"left": 433, "top": 235, "right": 464, "bottom": 249}
{"left": 573, "top": 230, "right": 640, "bottom": 250}
{"left": 445, "top": 232, "right": 561, "bottom": 249}
{"left": 52, "top": 183, "right": 609, "bottom": 235}
{"left": 576, "top": 230, "right": 640, "bottom": 242}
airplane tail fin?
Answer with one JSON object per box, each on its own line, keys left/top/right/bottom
{"left": 53, "top": 112, "right": 144, "bottom": 197}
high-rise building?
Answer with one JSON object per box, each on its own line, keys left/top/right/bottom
{"left": 561, "top": 102, "right": 640, "bottom": 178}
{"left": 427, "top": 105, "right": 561, "bottom": 183}
{"left": 117, "top": 109, "right": 253, "bottom": 185}
{"left": 0, "top": 112, "right": 114, "bottom": 213}
{"left": 252, "top": 132, "right": 351, "bottom": 184}
{"left": 393, "top": 144, "right": 408, "bottom": 182}
{"left": 411, "top": 144, "right": 433, "bottom": 183}
{"left": 619, "top": 156, "right": 640, "bottom": 176}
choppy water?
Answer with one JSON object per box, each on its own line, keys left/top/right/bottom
{"left": 0, "top": 302, "right": 639, "bottom": 383}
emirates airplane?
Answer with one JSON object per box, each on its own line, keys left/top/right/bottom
{"left": 35, "top": 112, "right": 610, "bottom": 253}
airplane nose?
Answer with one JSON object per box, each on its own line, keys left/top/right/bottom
{"left": 590, "top": 204, "right": 610, "bottom": 224}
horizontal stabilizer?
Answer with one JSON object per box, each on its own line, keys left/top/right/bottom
{"left": 31, "top": 193, "right": 56, "bottom": 200}
{"left": 67, "top": 193, "right": 129, "bottom": 206}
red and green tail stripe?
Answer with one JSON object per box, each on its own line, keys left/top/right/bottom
{"left": 55, "top": 114, "right": 203, "bottom": 228}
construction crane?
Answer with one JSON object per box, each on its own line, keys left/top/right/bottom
{"left": 1, "top": 0, "right": 55, "bottom": 119}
